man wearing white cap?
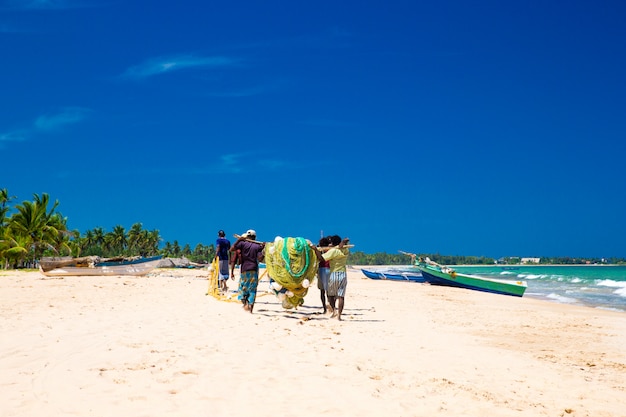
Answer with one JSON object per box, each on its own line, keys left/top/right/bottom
{"left": 230, "top": 230, "right": 265, "bottom": 313}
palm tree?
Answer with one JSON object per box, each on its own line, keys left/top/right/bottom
{"left": 0, "top": 233, "right": 32, "bottom": 269}
{"left": 49, "top": 226, "right": 75, "bottom": 256}
{"left": 190, "top": 243, "right": 213, "bottom": 264}
{"left": 80, "top": 229, "right": 95, "bottom": 255}
{"left": 93, "top": 227, "right": 105, "bottom": 247}
{"left": 0, "top": 189, "right": 16, "bottom": 269}
{"left": 0, "top": 188, "right": 16, "bottom": 230}
{"left": 146, "top": 229, "right": 161, "bottom": 256}
{"left": 67, "top": 229, "right": 84, "bottom": 257}
{"left": 87, "top": 227, "right": 106, "bottom": 256}
{"left": 8, "top": 193, "right": 70, "bottom": 263}
{"left": 107, "top": 225, "right": 127, "bottom": 256}
{"left": 127, "top": 222, "right": 143, "bottom": 254}
{"left": 171, "top": 240, "right": 181, "bottom": 257}
{"left": 162, "top": 241, "right": 173, "bottom": 257}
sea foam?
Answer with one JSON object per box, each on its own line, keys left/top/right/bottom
{"left": 596, "top": 279, "right": 626, "bottom": 288}
{"left": 546, "top": 293, "right": 578, "bottom": 304}
{"left": 615, "top": 287, "right": 626, "bottom": 298}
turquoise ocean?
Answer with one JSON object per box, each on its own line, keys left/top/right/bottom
{"left": 385, "top": 265, "right": 626, "bottom": 313}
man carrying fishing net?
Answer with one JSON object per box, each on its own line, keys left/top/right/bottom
{"left": 230, "top": 230, "right": 265, "bottom": 313}
{"left": 311, "top": 235, "right": 350, "bottom": 320}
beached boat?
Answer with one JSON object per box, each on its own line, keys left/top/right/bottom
{"left": 416, "top": 258, "right": 527, "bottom": 297}
{"left": 39, "top": 255, "right": 162, "bottom": 277}
{"left": 361, "top": 268, "right": 425, "bottom": 282}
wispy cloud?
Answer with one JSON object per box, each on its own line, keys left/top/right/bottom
{"left": 34, "top": 107, "right": 90, "bottom": 131}
{"left": 257, "top": 159, "right": 288, "bottom": 171}
{"left": 209, "top": 152, "right": 322, "bottom": 174}
{"left": 48, "top": 151, "right": 325, "bottom": 179}
{"left": 0, "top": 107, "right": 90, "bottom": 147}
{"left": 121, "top": 55, "right": 238, "bottom": 80}
{"left": 0, "top": 130, "right": 27, "bottom": 143}
{"left": 216, "top": 153, "right": 246, "bottom": 174}
{"left": 190, "top": 152, "right": 298, "bottom": 175}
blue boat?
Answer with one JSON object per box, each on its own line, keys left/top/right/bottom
{"left": 361, "top": 268, "right": 425, "bottom": 283}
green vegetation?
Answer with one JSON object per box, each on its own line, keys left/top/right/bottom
{"left": 1, "top": 190, "right": 72, "bottom": 269}
{"left": 348, "top": 252, "right": 625, "bottom": 266}
{"left": 0, "top": 189, "right": 214, "bottom": 269}
{"left": 348, "top": 252, "right": 497, "bottom": 266}
{"left": 1, "top": 189, "right": 624, "bottom": 269}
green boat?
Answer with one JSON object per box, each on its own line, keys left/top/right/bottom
{"left": 415, "top": 258, "right": 527, "bottom": 297}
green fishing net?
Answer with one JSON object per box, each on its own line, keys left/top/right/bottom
{"left": 265, "top": 237, "right": 319, "bottom": 309}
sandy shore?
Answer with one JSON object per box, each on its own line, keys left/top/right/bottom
{"left": 1, "top": 266, "right": 625, "bottom": 417}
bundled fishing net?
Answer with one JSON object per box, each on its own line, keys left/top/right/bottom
{"left": 265, "top": 236, "right": 319, "bottom": 309}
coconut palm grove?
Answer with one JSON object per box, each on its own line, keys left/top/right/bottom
{"left": 0, "top": 189, "right": 213, "bottom": 269}
{"left": 2, "top": 189, "right": 624, "bottom": 270}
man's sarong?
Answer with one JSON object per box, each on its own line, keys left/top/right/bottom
{"left": 238, "top": 270, "right": 259, "bottom": 305}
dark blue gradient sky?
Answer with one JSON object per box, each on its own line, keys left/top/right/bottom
{"left": 2, "top": 0, "right": 625, "bottom": 257}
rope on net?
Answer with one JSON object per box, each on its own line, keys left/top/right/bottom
{"left": 266, "top": 236, "right": 319, "bottom": 309}
{"left": 206, "top": 257, "right": 240, "bottom": 303}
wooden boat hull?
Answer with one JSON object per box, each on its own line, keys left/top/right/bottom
{"left": 417, "top": 263, "right": 527, "bottom": 297}
{"left": 361, "top": 269, "right": 425, "bottom": 283}
{"left": 40, "top": 256, "right": 162, "bottom": 277}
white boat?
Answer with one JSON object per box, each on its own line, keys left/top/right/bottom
{"left": 39, "top": 256, "right": 162, "bottom": 277}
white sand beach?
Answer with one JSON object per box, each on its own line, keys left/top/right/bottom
{"left": 1, "top": 267, "right": 625, "bottom": 417}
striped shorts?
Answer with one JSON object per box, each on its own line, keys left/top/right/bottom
{"left": 327, "top": 270, "right": 347, "bottom": 297}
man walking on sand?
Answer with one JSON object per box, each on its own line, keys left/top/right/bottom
{"left": 316, "top": 236, "right": 331, "bottom": 314}
{"left": 230, "top": 230, "right": 265, "bottom": 313}
{"left": 312, "top": 235, "right": 350, "bottom": 320}
{"left": 215, "top": 230, "right": 231, "bottom": 292}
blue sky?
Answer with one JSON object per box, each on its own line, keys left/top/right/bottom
{"left": 2, "top": 0, "right": 625, "bottom": 258}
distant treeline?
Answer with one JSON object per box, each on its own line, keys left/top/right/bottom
{"left": 347, "top": 252, "right": 626, "bottom": 266}
{"left": 2, "top": 190, "right": 624, "bottom": 269}
{"left": 347, "top": 252, "right": 497, "bottom": 266}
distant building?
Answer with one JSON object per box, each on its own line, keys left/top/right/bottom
{"left": 497, "top": 257, "right": 519, "bottom": 265}
{"left": 521, "top": 257, "right": 540, "bottom": 264}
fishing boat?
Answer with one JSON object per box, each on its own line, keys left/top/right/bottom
{"left": 415, "top": 258, "right": 527, "bottom": 297}
{"left": 39, "top": 255, "right": 162, "bottom": 277}
{"left": 361, "top": 268, "right": 425, "bottom": 282}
